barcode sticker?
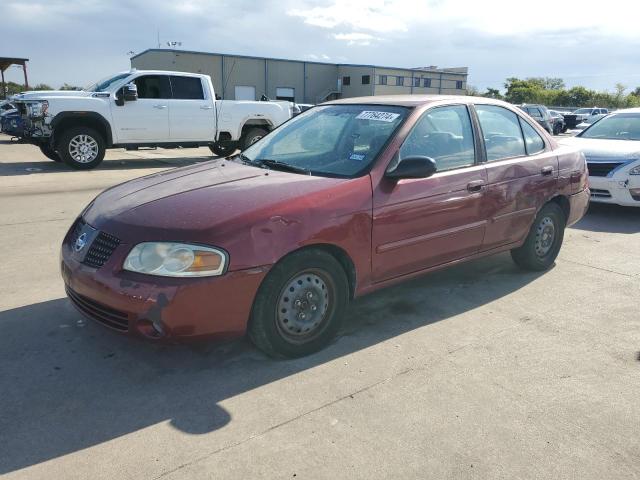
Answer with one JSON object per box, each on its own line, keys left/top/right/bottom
{"left": 355, "top": 111, "right": 400, "bottom": 122}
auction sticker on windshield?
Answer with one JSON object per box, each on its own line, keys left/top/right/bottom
{"left": 356, "top": 111, "right": 400, "bottom": 122}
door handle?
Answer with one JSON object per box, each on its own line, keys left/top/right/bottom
{"left": 467, "top": 180, "right": 485, "bottom": 192}
{"left": 153, "top": 104, "right": 167, "bottom": 109}
{"left": 541, "top": 166, "right": 554, "bottom": 176}
{"left": 200, "top": 105, "right": 214, "bottom": 110}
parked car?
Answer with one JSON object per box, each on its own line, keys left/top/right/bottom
{"left": 574, "top": 113, "right": 606, "bottom": 131}
{"left": 517, "top": 104, "right": 554, "bottom": 134}
{"left": 559, "top": 108, "right": 640, "bottom": 207}
{"left": 563, "top": 107, "right": 608, "bottom": 130}
{"left": 548, "top": 109, "right": 566, "bottom": 134}
{"left": 0, "top": 110, "right": 25, "bottom": 137}
{"left": 12, "top": 70, "right": 294, "bottom": 168}
{"left": 0, "top": 99, "right": 16, "bottom": 115}
{"left": 61, "top": 96, "right": 589, "bottom": 357}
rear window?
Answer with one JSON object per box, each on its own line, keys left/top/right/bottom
{"left": 170, "top": 76, "right": 205, "bottom": 100}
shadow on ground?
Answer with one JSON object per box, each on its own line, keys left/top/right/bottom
{"left": 0, "top": 155, "right": 214, "bottom": 176}
{"left": 0, "top": 253, "right": 544, "bottom": 473}
{"left": 571, "top": 202, "right": 640, "bottom": 234}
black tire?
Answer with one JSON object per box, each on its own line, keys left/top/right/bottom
{"left": 240, "top": 127, "right": 268, "bottom": 151}
{"left": 248, "top": 249, "right": 349, "bottom": 358}
{"left": 39, "top": 143, "right": 61, "bottom": 162}
{"left": 57, "top": 126, "right": 105, "bottom": 170}
{"left": 511, "top": 202, "right": 566, "bottom": 271}
{"left": 209, "top": 143, "right": 236, "bottom": 157}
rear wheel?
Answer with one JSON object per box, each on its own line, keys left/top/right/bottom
{"left": 240, "top": 127, "right": 268, "bottom": 150}
{"left": 511, "top": 202, "right": 565, "bottom": 271}
{"left": 57, "top": 127, "right": 105, "bottom": 170}
{"left": 248, "top": 250, "right": 349, "bottom": 358}
{"left": 39, "top": 143, "right": 61, "bottom": 162}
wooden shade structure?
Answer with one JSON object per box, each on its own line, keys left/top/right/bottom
{"left": 1, "top": 57, "right": 29, "bottom": 99}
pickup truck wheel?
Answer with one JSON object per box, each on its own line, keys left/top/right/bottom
{"left": 248, "top": 250, "right": 349, "bottom": 358}
{"left": 511, "top": 202, "right": 565, "bottom": 271}
{"left": 209, "top": 143, "right": 236, "bottom": 157}
{"left": 240, "top": 127, "right": 268, "bottom": 150}
{"left": 39, "top": 144, "right": 61, "bottom": 162}
{"left": 57, "top": 127, "right": 105, "bottom": 170}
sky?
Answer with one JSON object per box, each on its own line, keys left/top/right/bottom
{"left": 3, "top": 0, "right": 640, "bottom": 93}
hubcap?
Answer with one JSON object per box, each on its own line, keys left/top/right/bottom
{"left": 249, "top": 135, "right": 263, "bottom": 145}
{"left": 276, "top": 271, "right": 331, "bottom": 342}
{"left": 534, "top": 216, "right": 555, "bottom": 257}
{"left": 68, "top": 135, "right": 99, "bottom": 163}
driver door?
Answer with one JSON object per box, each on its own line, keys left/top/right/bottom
{"left": 371, "top": 104, "right": 488, "bottom": 282}
{"left": 110, "top": 75, "right": 170, "bottom": 143}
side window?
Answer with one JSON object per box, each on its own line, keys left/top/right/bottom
{"left": 170, "top": 76, "right": 205, "bottom": 100}
{"left": 399, "top": 105, "right": 475, "bottom": 172}
{"left": 134, "top": 75, "right": 171, "bottom": 99}
{"left": 520, "top": 119, "right": 545, "bottom": 155}
{"left": 475, "top": 105, "right": 526, "bottom": 161}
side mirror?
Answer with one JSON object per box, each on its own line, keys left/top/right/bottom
{"left": 385, "top": 155, "right": 437, "bottom": 180}
{"left": 123, "top": 83, "right": 138, "bottom": 102}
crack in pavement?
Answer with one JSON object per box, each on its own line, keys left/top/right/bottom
{"left": 558, "top": 258, "right": 636, "bottom": 278}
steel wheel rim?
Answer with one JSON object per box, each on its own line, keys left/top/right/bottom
{"left": 275, "top": 269, "right": 333, "bottom": 344}
{"left": 249, "top": 135, "right": 263, "bottom": 145}
{"left": 68, "top": 134, "right": 99, "bottom": 163}
{"left": 534, "top": 216, "right": 555, "bottom": 257}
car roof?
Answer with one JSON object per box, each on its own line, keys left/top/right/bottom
{"left": 324, "top": 94, "right": 508, "bottom": 108}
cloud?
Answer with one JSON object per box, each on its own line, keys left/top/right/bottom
{"left": 331, "top": 33, "right": 380, "bottom": 46}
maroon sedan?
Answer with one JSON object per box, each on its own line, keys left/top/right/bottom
{"left": 61, "top": 96, "right": 589, "bottom": 357}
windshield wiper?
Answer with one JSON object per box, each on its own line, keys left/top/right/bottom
{"left": 256, "top": 159, "right": 311, "bottom": 175}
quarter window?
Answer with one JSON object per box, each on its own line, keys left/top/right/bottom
{"left": 170, "top": 76, "right": 205, "bottom": 99}
{"left": 399, "top": 105, "right": 475, "bottom": 172}
{"left": 475, "top": 105, "right": 526, "bottom": 161}
{"left": 134, "top": 75, "right": 171, "bottom": 99}
{"left": 520, "top": 120, "right": 545, "bottom": 154}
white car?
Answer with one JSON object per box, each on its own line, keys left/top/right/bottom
{"left": 12, "top": 70, "right": 294, "bottom": 169}
{"left": 574, "top": 113, "right": 606, "bottom": 131}
{"left": 559, "top": 108, "right": 640, "bottom": 207}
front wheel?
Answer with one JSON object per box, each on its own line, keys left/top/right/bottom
{"left": 57, "top": 127, "right": 105, "bottom": 170}
{"left": 209, "top": 142, "right": 236, "bottom": 157}
{"left": 248, "top": 250, "right": 349, "bottom": 358}
{"left": 39, "top": 143, "right": 61, "bottom": 162}
{"left": 511, "top": 202, "right": 565, "bottom": 271}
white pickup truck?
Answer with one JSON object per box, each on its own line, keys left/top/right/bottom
{"left": 13, "top": 70, "right": 294, "bottom": 169}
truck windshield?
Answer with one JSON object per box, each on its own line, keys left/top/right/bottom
{"left": 84, "top": 73, "right": 131, "bottom": 92}
{"left": 240, "top": 104, "right": 409, "bottom": 178}
{"left": 579, "top": 113, "right": 640, "bottom": 140}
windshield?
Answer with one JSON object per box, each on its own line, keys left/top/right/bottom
{"left": 573, "top": 108, "right": 592, "bottom": 114}
{"left": 84, "top": 73, "right": 131, "bottom": 92}
{"left": 579, "top": 113, "right": 640, "bottom": 140}
{"left": 241, "top": 104, "right": 409, "bottom": 177}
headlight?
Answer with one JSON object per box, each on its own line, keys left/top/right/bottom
{"left": 629, "top": 164, "right": 640, "bottom": 175}
{"left": 28, "top": 101, "right": 48, "bottom": 118}
{"left": 123, "top": 242, "right": 227, "bottom": 277}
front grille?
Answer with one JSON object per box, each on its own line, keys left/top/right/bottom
{"left": 590, "top": 188, "right": 612, "bottom": 198}
{"left": 84, "top": 231, "right": 121, "bottom": 268}
{"left": 66, "top": 286, "right": 129, "bottom": 331}
{"left": 587, "top": 162, "right": 623, "bottom": 177}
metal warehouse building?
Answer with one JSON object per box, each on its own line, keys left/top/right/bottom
{"left": 131, "top": 49, "right": 468, "bottom": 104}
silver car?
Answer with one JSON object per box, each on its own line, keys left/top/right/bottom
{"left": 560, "top": 108, "right": 640, "bottom": 207}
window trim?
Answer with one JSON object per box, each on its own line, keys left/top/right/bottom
{"left": 397, "top": 103, "right": 479, "bottom": 174}
{"left": 471, "top": 103, "right": 548, "bottom": 163}
{"left": 518, "top": 116, "right": 547, "bottom": 155}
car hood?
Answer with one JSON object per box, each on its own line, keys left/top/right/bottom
{"left": 557, "top": 137, "right": 640, "bottom": 162}
{"left": 84, "top": 159, "right": 363, "bottom": 243}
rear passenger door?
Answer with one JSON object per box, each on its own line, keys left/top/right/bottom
{"left": 168, "top": 75, "right": 216, "bottom": 142}
{"left": 474, "top": 104, "right": 558, "bottom": 251}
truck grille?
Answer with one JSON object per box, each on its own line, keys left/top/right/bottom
{"left": 66, "top": 286, "right": 129, "bottom": 331}
{"left": 587, "top": 162, "right": 623, "bottom": 177}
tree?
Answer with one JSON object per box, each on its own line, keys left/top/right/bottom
{"left": 60, "top": 83, "right": 83, "bottom": 91}
{"left": 484, "top": 88, "right": 503, "bottom": 99}
{"left": 466, "top": 85, "right": 480, "bottom": 96}
{"left": 526, "top": 77, "right": 565, "bottom": 90}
